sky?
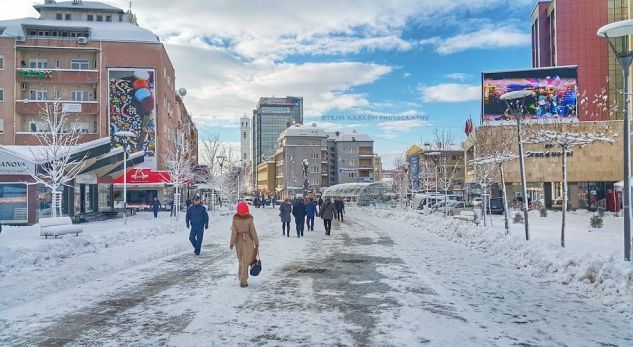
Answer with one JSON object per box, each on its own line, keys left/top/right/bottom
{"left": 1, "top": 0, "right": 538, "bottom": 167}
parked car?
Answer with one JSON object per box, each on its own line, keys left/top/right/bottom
{"left": 488, "top": 198, "right": 505, "bottom": 214}
{"left": 446, "top": 201, "right": 472, "bottom": 216}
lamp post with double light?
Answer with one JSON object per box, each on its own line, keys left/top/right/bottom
{"left": 500, "top": 90, "right": 533, "bottom": 241}
{"left": 114, "top": 131, "right": 137, "bottom": 226}
{"left": 598, "top": 20, "right": 633, "bottom": 260}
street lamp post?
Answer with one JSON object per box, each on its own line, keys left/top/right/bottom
{"left": 500, "top": 90, "right": 533, "bottom": 241}
{"left": 217, "top": 154, "right": 226, "bottom": 208}
{"left": 114, "top": 131, "right": 137, "bottom": 226}
{"left": 302, "top": 158, "right": 309, "bottom": 196}
{"left": 598, "top": 20, "right": 633, "bottom": 261}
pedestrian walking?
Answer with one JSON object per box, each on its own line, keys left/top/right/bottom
{"left": 292, "top": 196, "right": 306, "bottom": 237}
{"left": 319, "top": 197, "right": 335, "bottom": 235}
{"left": 151, "top": 197, "right": 161, "bottom": 218}
{"left": 169, "top": 199, "right": 175, "bottom": 217}
{"left": 317, "top": 196, "right": 323, "bottom": 214}
{"left": 305, "top": 197, "right": 317, "bottom": 231}
{"left": 186, "top": 195, "right": 209, "bottom": 255}
{"left": 230, "top": 201, "right": 259, "bottom": 288}
{"left": 279, "top": 198, "right": 292, "bottom": 237}
{"left": 335, "top": 198, "right": 345, "bottom": 222}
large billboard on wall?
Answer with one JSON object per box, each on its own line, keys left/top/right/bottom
{"left": 482, "top": 66, "right": 578, "bottom": 123}
{"left": 108, "top": 68, "right": 157, "bottom": 169}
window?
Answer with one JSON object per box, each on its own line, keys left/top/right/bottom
{"left": 56, "top": 13, "right": 63, "bottom": 20}
{"left": 0, "top": 119, "right": 4, "bottom": 134}
{"left": 29, "top": 90, "right": 48, "bottom": 100}
{"left": 243, "top": 131, "right": 247, "bottom": 139}
{"left": 70, "top": 59, "right": 90, "bottom": 70}
{"left": 29, "top": 120, "right": 49, "bottom": 132}
{"left": 106, "top": 15, "right": 112, "bottom": 22}
{"left": 70, "top": 90, "right": 90, "bottom": 101}
{"left": 65, "top": 13, "right": 71, "bottom": 20}
{"left": 70, "top": 121, "right": 89, "bottom": 134}
{"left": 29, "top": 58, "right": 48, "bottom": 69}
{"left": 55, "top": 59, "right": 60, "bottom": 68}
{"left": 0, "top": 55, "right": 3, "bottom": 69}
{"left": 96, "top": 15, "right": 103, "bottom": 22}
{"left": 0, "top": 88, "right": 3, "bottom": 102}
{"left": 87, "top": 14, "right": 94, "bottom": 21}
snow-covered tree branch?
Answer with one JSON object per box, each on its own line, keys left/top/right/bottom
{"left": 162, "top": 129, "right": 195, "bottom": 220}
{"left": 28, "top": 98, "right": 88, "bottom": 217}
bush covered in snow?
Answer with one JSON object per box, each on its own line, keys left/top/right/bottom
{"left": 513, "top": 212, "right": 524, "bottom": 224}
{"left": 590, "top": 215, "right": 604, "bottom": 229}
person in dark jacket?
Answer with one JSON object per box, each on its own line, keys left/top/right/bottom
{"left": 319, "top": 197, "right": 335, "bottom": 235}
{"left": 334, "top": 198, "right": 345, "bottom": 222}
{"left": 292, "top": 196, "right": 306, "bottom": 237}
{"left": 317, "top": 196, "right": 323, "bottom": 214}
{"left": 279, "top": 198, "right": 292, "bottom": 237}
{"left": 305, "top": 197, "right": 317, "bottom": 231}
{"left": 186, "top": 195, "right": 209, "bottom": 255}
{"left": 169, "top": 199, "right": 175, "bottom": 217}
{"left": 151, "top": 197, "right": 161, "bottom": 218}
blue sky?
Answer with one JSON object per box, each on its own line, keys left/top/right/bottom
{"left": 2, "top": 0, "right": 538, "bottom": 167}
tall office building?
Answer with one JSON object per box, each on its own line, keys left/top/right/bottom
{"left": 251, "top": 96, "right": 303, "bottom": 186}
{"left": 531, "top": 0, "right": 630, "bottom": 120}
{"left": 326, "top": 130, "right": 375, "bottom": 185}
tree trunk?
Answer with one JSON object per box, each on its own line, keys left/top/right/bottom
{"left": 482, "top": 184, "right": 487, "bottom": 226}
{"left": 561, "top": 148, "right": 568, "bottom": 248}
{"left": 500, "top": 163, "right": 510, "bottom": 235}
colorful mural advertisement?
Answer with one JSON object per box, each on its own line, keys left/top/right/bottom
{"left": 108, "top": 68, "right": 157, "bottom": 169}
{"left": 482, "top": 66, "right": 578, "bottom": 123}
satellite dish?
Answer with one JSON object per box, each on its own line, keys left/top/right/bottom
{"left": 177, "top": 88, "right": 187, "bottom": 97}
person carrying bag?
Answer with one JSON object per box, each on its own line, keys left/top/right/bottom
{"left": 230, "top": 201, "right": 260, "bottom": 288}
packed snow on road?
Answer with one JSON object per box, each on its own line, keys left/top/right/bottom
{"left": 1, "top": 206, "right": 632, "bottom": 346}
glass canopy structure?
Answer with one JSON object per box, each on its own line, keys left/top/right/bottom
{"left": 322, "top": 182, "right": 396, "bottom": 207}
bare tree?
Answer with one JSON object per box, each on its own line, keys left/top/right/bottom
{"left": 198, "top": 133, "right": 223, "bottom": 188}
{"left": 162, "top": 129, "right": 195, "bottom": 220}
{"left": 525, "top": 121, "right": 615, "bottom": 247}
{"left": 28, "top": 99, "right": 87, "bottom": 217}
{"left": 392, "top": 156, "right": 410, "bottom": 209}
{"left": 432, "top": 129, "right": 460, "bottom": 217}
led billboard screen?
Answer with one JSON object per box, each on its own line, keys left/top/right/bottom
{"left": 482, "top": 66, "right": 578, "bottom": 123}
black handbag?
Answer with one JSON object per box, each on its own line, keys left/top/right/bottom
{"left": 250, "top": 251, "right": 262, "bottom": 276}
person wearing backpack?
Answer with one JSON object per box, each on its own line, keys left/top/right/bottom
{"left": 230, "top": 202, "right": 259, "bottom": 288}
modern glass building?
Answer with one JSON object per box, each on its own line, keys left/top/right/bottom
{"left": 251, "top": 97, "right": 303, "bottom": 186}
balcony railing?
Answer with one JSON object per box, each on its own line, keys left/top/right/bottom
{"left": 17, "top": 68, "right": 99, "bottom": 84}
{"left": 15, "top": 100, "right": 99, "bottom": 114}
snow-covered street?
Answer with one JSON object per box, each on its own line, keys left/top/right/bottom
{"left": 1, "top": 208, "right": 632, "bottom": 346}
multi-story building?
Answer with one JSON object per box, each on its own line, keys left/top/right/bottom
{"left": 256, "top": 159, "right": 276, "bottom": 196}
{"left": 274, "top": 123, "right": 328, "bottom": 198}
{"left": 531, "top": 0, "right": 630, "bottom": 120}
{"left": 327, "top": 130, "right": 376, "bottom": 185}
{"left": 251, "top": 96, "right": 303, "bottom": 186}
{"left": 0, "top": 0, "right": 196, "bottom": 223}
{"left": 405, "top": 143, "right": 466, "bottom": 196}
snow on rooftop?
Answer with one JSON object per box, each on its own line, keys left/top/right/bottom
{"left": 0, "top": 17, "right": 159, "bottom": 43}
{"left": 326, "top": 130, "right": 373, "bottom": 142}
{"left": 34, "top": 1, "right": 124, "bottom": 13}
{"left": 279, "top": 123, "right": 327, "bottom": 139}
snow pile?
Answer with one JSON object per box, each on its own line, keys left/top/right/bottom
{"left": 0, "top": 215, "right": 218, "bottom": 275}
{"left": 367, "top": 208, "right": 633, "bottom": 314}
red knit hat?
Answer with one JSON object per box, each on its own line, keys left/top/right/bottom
{"left": 237, "top": 201, "right": 249, "bottom": 214}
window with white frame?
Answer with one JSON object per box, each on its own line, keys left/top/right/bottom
{"left": 70, "top": 121, "right": 89, "bottom": 134}
{"left": 0, "top": 119, "right": 4, "bottom": 134}
{"left": 70, "top": 59, "right": 90, "bottom": 70}
{"left": 29, "top": 58, "right": 48, "bottom": 69}
{"left": 29, "top": 120, "right": 50, "bottom": 132}
{"left": 70, "top": 90, "right": 90, "bottom": 101}
{"left": 29, "top": 90, "right": 48, "bottom": 100}
{"left": 0, "top": 88, "right": 4, "bottom": 102}
{"left": 0, "top": 55, "right": 4, "bottom": 70}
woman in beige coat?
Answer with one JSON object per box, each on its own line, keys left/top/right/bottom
{"left": 230, "top": 201, "right": 260, "bottom": 288}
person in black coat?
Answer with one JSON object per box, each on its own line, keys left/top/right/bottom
{"left": 334, "top": 198, "right": 344, "bottom": 222}
{"left": 291, "top": 196, "right": 306, "bottom": 237}
{"left": 169, "top": 199, "right": 175, "bottom": 217}
{"left": 186, "top": 195, "right": 209, "bottom": 255}
{"left": 151, "top": 197, "right": 161, "bottom": 218}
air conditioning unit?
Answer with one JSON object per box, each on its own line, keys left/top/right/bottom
{"left": 16, "top": 35, "right": 26, "bottom": 42}
{"left": 77, "top": 37, "right": 88, "bottom": 44}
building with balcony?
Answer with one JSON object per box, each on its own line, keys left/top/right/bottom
{"left": 0, "top": 0, "right": 197, "bottom": 223}
{"left": 327, "top": 130, "right": 376, "bottom": 185}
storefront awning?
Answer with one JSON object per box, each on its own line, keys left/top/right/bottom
{"left": 103, "top": 151, "right": 145, "bottom": 178}
{"left": 113, "top": 168, "right": 171, "bottom": 185}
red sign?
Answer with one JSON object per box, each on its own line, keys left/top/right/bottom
{"left": 113, "top": 168, "right": 171, "bottom": 184}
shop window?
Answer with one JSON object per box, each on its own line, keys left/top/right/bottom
{"left": 0, "top": 184, "right": 28, "bottom": 224}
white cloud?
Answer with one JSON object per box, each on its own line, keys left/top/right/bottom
{"left": 445, "top": 72, "right": 472, "bottom": 81}
{"left": 419, "top": 83, "right": 480, "bottom": 103}
{"left": 421, "top": 25, "right": 530, "bottom": 55}
{"left": 378, "top": 118, "right": 430, "bottom": 139}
